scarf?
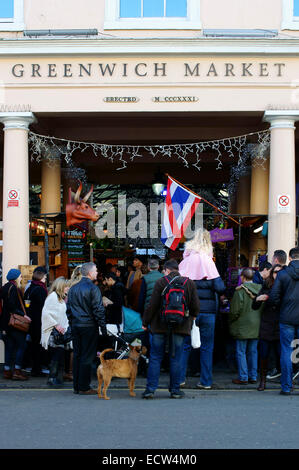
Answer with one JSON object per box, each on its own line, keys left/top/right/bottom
{"left": 31, "top": 280, "right": 48, "bottom": 295}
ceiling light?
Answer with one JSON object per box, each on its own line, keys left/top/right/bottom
{"left": 152, "top": 169, "right": 166, "bottom": 196}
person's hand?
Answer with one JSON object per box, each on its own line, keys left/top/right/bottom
{"left": 100, "top": 327, "right": 108, "bottom": 337}
{"left": 256, "top": 294, "right": 269, "bottom": 302}
{"left": 142, "top": 325, "right": 148, "bottom": 331}
{"left": 55, "top": 325, "right": 65, "bottom": 334}
{"left": 24, "top": 315, "right": 32, "bottom": 322}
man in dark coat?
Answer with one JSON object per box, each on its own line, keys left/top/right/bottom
{"left": 271, "top": 249, "right": 287, "bottom": 267}
{"left": 269, "top": 247, "right": 299, "bottom": 395}
{"left": 142, "top": 259, "right": 200, "bottom": 399}
{"left": 67, "top": 262, "right": 107, "bottom": 395}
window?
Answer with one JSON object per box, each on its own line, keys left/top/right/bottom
{"left": 0, "top": 0, "right": 24, "bottom": 31}
{"left": 0, "top": 0, "right": 14, "bottom": 19}
{"left": 105, "top": 0, "right": 201, "bottom": 30}
{"left": 294, "top": 0, "right": 299, "bottom": 16}
{"left": 282, "top": 0, "right": 299, "bottom": 29}
{"left": 119, "top": 0, "right": 187, "bottom": 18}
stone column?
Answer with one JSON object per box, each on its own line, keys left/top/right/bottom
{"left": 41, "top": 155, "right": 61, "bottom": 215}
{"left": 263, "top": 111, "right": 299, "bottom": 261}
{"left": 236, "top": 172, "right": 251, "bottom": 216}
{"left": 0, "top": 112, "right": 35, "bottom": 282}
{"left": 249, "top": 153, "right": 269, "bottom": 266}
{"left": 41, "top": 151, "right": 62, "bottom": 250}
{"left": 250, "top": 157, "right": 269, "bottom": 215}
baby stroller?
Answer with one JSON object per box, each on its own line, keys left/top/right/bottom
{"left": 121, "top": 306, "right": 146, "bottom": 343}
{"left": 105, "top": 306, "right": 149, "bottom": 375}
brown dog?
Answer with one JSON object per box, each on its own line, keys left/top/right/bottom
{"left": 97, "top": 345, "right": 147, "bottom": 400}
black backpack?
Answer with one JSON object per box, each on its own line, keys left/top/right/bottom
{"left": 160, "top": 275, "right": 189, "bottom": 327}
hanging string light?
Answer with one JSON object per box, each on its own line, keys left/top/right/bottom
{"left": 28, "top": 129, "right": 270, "bottom": 173}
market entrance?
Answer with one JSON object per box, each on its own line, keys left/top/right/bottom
{"left": 23, "top": 110, "right": 272, "bottom": 285}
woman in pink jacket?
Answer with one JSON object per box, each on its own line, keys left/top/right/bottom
{"left": 179, "top": 229, "right": 226, "bottom": 389}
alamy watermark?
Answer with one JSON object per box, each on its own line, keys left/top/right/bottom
{"left": 291, "top": 340, "right": 299, "bottom": 365}
{"left": 94, "top": 195, "right": 203, "bottom": 240}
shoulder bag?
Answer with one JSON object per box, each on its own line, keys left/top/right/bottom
{"left": 52, "top": 325, "right": 72, "bottom": 345}
{"left": 8, "top": 285, "right": 31, "bottom": 333}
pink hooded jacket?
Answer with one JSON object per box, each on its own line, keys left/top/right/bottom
{"left": 178, "top": 249, "right": 220, "bottom": 281}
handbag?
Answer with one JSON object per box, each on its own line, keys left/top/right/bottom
{"left": 191, "top": 319, "right": 201, "bottom": 349}
{"left": 8, "top": 286, "right": 31, "bottom": 333}
{"left": 52, "top": 326, "right": 72, "bottom": 345}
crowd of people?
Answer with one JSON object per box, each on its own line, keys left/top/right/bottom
{"left": 0, "top": 228, "right": 298, "bottom": 399}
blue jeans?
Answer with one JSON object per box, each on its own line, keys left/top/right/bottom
{"left": 4, "top": 328, "right": 27, "bottom": 369}
{"left": 196, "top": 313, "right": 216, "bottom": 387}
{"left": 146, "top": 333, "right": 185, "bottom": 394}
{"left": 180, "top": 335, "right": 191, "bottom": 383}
{"left": 235, "top": 339, "right": 258, "bottom": 381}
{"left": 280, "top": 323, "right": 299, "bottom": 393}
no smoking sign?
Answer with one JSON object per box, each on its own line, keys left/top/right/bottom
{"left": 277, "top": 194, "right": 291, "bottom": 213}
{"left": 7, "top": 189, "right": 20, "bottom": 208}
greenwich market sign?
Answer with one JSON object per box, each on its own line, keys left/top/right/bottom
{"left": 10, "top": 61, "right": 286, "bottom": 79}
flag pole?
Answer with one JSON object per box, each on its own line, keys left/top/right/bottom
{"left": 165, "top": 173, "right": 241, "bottom": 226}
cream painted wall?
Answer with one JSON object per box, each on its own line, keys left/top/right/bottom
{"left": 0, "top": 55, "right": 298, "bottom": 113}
{"left": 24, "top": 0, "right": 105, "bottom": 31}
{"left": 201, "top": 0, "right": 281, "bottom": 30}
{"left": 0, "top": 0, "right": 295, "bottom": 38}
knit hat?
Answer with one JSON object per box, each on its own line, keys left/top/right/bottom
{"left": 7, "top": 269, "right": 21, "bottom": 281}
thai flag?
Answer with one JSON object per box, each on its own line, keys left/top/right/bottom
{"left": 161, "top": 176, "right": 201, "bottom": 251}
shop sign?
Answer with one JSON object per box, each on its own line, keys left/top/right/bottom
{"left": 153, "top": 96, "right": 198, "bottom": 103}
{"left": 210, "top": 228, "right": 234, "bottom": 243}
{"left": 10, "top": 62, "right": 286, "bottom": 80}
{"left": 103, "top": 97, "right": 139, "bottom": 103}
{"left": 277, "top": 194, "right": 291, "bottom": 213}
{"left": 62, "top": 229, "right": 87, "bottom": 269}
{"left": 7, "top": 189, "right": 20, "bottom": 207}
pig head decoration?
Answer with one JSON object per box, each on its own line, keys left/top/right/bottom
{"left": 66, "top": 183, "right": 99, "bottom": 229}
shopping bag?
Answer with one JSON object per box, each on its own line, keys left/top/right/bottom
{"left": 191, "top": 320, "right": 201, "bottom": 349}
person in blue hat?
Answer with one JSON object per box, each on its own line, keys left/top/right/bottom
{"left": 0, "top": 269, "right": 31, "bottom": 380}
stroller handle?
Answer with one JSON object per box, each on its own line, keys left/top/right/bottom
{"left": 107, "top": 328, "right": 130, "bottom": 347}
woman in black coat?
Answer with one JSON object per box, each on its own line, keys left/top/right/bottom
{"left": 252, "top": 264, "right": 282, "bottom": 391}
{"left": 24, "top": 267, "right": 48, "bottom": 376}
{"left": 1, "top": 269, "right": 31, "bottom": 380}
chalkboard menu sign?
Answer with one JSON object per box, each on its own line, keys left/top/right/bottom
{"left": 62, "top": 229, "right": 87, "bottom": 270}
{"left": 0, "top": 251, "right": 39, "bottom": 286}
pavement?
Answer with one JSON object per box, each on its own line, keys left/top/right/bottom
{"left": 2, "top": 388, "right": 299, "bottom": 449}
{"left": 0, "top": 363, "right": 289, "bottom": 391}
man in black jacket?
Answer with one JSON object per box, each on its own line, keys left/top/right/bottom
{"left": 67, "top": 262, "right": 107, "bottom": 395}
{"left": 269, "top": 247, "right": 299, "bottom": 395}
